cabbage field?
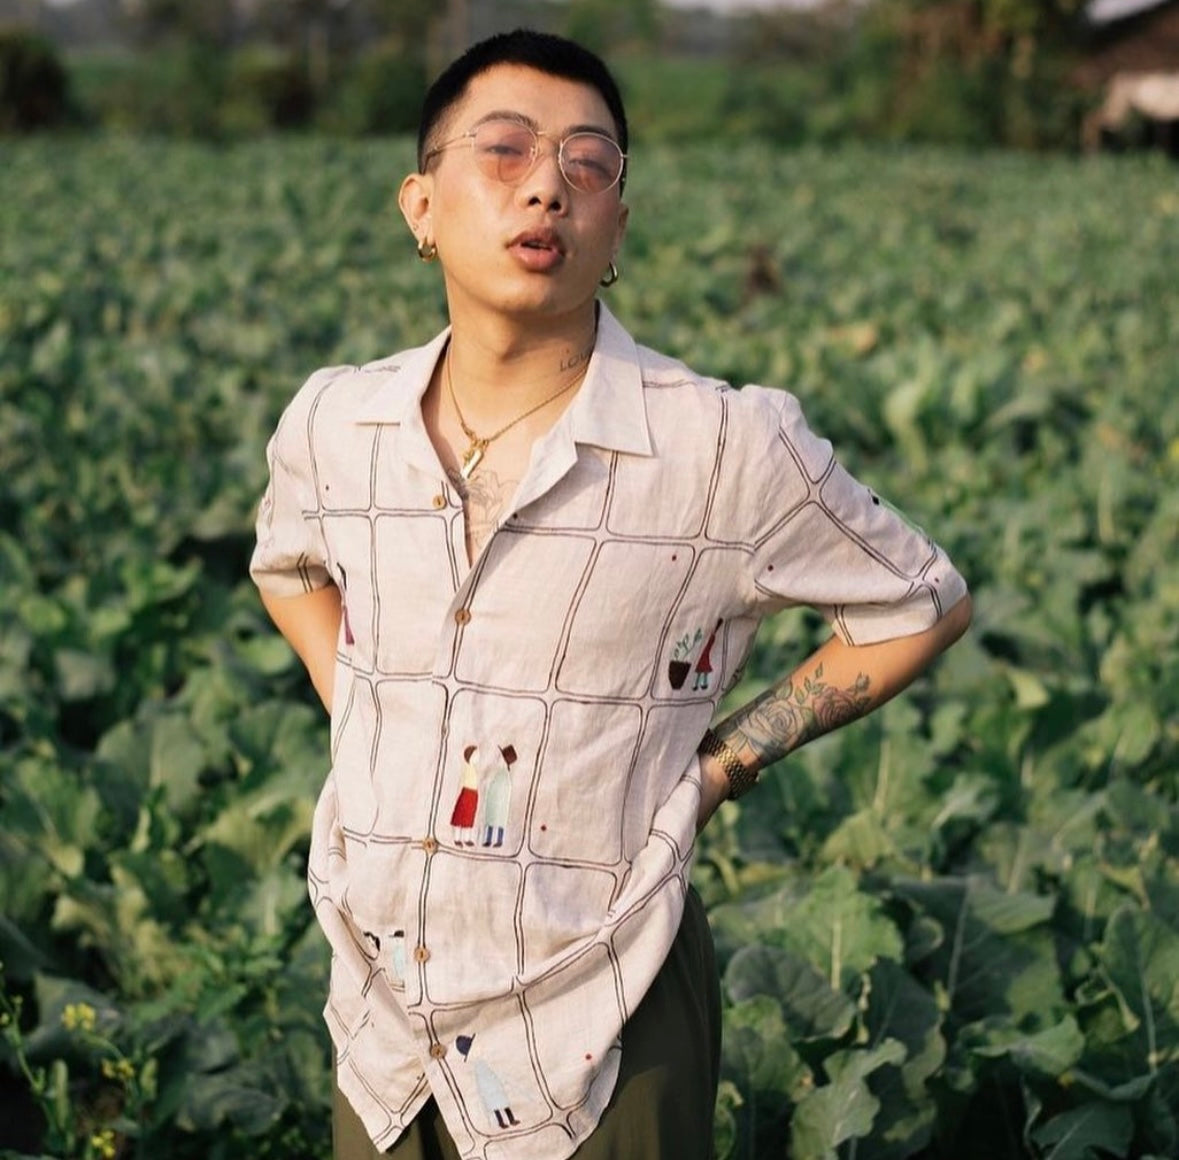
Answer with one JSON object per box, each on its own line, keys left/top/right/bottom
{"left": 1, "top": 137, "right": 1178, "bottom": 1160}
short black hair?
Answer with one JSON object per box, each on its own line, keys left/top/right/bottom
{"left": 416, "top": 29, "right": 628, "bottom": 173}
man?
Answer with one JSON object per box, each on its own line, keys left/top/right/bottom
{"left": 250, "top": 29, "right": 971, "bottom": 1160}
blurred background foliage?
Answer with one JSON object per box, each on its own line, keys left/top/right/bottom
{"left": 0, "top": 0, "right": 1162, "bottom": 149}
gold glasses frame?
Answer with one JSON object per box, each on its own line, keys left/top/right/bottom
{"left": 423, "top": 117, "right": 628, "bottom": 194}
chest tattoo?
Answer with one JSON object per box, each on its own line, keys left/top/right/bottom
{"left": 447, "top": 468, "right": 519, "bottom": 560}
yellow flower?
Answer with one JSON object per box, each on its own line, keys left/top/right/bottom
{"left": 89, "top": 1129, "right": 117, "bottom": 1159}
{"left": 101, "top": 1057, "right": 136, "bottom": 1083}
{"left": 62, "top": 1002, "right": 97, "bottom": 1033}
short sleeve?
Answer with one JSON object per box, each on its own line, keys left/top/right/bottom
{"left": 744, "top": 388, "right": 968, "bottom": 645}
{"left": 249, "top": 369, "right": 339, "bottom": 597}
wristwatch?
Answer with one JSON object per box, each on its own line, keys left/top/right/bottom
{"left": 698, "top": 729, "right": 759, "bottom": 800}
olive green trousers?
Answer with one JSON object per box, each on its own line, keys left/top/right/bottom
{"left": 333, "top": 887, "right": 721, "bottom": 1160}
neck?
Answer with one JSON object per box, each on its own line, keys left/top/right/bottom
{"left": 444, "top": 304, "right": 599, "bottom": 410}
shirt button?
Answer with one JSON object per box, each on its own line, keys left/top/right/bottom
{"left": 413, "top": 945, "right": 430, "bottom": 963}
{"left": 454, "top": 608, "right": 471, "bottom": 626}
{"left": 432, "top": 494, "right": 446, "bottom": 509}
{"left": 430, "top": 1042, "right": 447, "bottom": 1060}
{"left": 421, "top": 837, "right": 439, "bottom": 855}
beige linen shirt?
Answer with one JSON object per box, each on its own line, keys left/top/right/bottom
{"left": 250, "top": 303, "right": 967, "bottom": 1160}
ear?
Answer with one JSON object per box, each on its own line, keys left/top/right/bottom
{"left": 398, "top": 171, "right": 434, "bottom": 250}
{"left": 611, "top": 201, "right": 629, "bottom": 261}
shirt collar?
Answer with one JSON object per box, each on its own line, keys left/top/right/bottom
{"left": 566, "top": 301, "right": 653, "bottom": 458}
{"left": 351, "top": 327, "right": 451, "bottom": 427}
{"left": 349, "top": 301, "right": 652, "bottom": 458}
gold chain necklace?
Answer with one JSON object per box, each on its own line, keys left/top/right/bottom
{"left": 445, "top": 352, "right": 585, "bottom": 479}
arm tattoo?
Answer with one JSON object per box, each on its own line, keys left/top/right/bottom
{"left": 715, "top": 663, "right": 872, "bottom": 769}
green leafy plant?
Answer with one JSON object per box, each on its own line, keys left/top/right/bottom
{"left": 1, "top": 137, "right": 1176, "bottom": 1158}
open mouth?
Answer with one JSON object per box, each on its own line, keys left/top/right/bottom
{"left": 511, "top": 230, "right": 564, "bottom": 255}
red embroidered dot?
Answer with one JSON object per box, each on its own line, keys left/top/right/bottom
{"left": 767, "top": 564, "right": 775, "bottom": 571}
{"left": 585, "top": 1053, "right": 592, "bottom": 1061}
{"left": 671, "top": 554, "right": 677, "bottom": 561}
{"left": 540, "top": 824, "right": 547, "bottom": 832}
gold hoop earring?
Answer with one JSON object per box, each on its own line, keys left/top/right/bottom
{"left": 600, "top": 261, "right": 619, "bottom": 288}
{"left": 418, "top": 239, "right": 438, "bottom": 262}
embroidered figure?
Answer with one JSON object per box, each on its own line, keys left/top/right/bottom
{"left": 479, "top": 744, "right": 517, "bottom": 848}
{"left": 450, "top": 745, "right": 480, "bottom": 846}
{"left": 667, "top": 627, "right": 703, "bottom": 690}
{"left": 692, "top": 619, "right": 723, "bottom": 690}
{"left": 338, "top": 565, "right": 356, "bottom": 645}
{"left": 455, "top": 1034, "right": 519, "bottom": 1130}
{"left": 388, "top": 929, "right": 406, "bottom": 982}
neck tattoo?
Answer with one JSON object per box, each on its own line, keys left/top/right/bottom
{"left": 559, "top": 341, "right": 595, "bottom": 374}
{"left": 445, "top": 347, "right": 592, "bottom": 480}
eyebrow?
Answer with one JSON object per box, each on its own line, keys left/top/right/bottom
{"left": 470, "top": 109, "right": 619, "bottom": 142}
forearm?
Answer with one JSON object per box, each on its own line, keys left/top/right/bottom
{"left": 698, "top": 594, "right": 972, "bottom": 820}
{"left": 259, "top": 584, "right": 343, "bottom": 713}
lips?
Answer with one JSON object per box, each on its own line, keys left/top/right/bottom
{"left": 509, "top": 228, "right": 565, "bottom": 254}
{"left": 507, "top": 227, "right": 566, "bottom": 273}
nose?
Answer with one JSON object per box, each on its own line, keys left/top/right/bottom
{"left": 516, "top": 137, "right": 568, "bottom": 211}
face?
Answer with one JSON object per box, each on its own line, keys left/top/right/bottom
{"left": 399, "top": 64, "right": 628, "bottom": 329}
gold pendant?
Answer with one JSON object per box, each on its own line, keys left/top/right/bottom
{"left": 460, "top": 441, "right": 486, "bottom": 480}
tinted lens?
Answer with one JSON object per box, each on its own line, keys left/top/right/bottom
{"left": 471, "top": 121, "right": 537, "bottom": 183}
{"left": 560, "top": 133, "right": 624, "bottom": 193}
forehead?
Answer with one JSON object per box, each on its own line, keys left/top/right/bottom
{"left": 447, "top": 63, "right": 617, "bottom": 137}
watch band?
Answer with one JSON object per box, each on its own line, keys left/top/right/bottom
{"left": 698, "top": 728, "right": 759, "bottom": 800}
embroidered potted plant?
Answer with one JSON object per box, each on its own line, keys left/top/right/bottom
{"left": 668, "top": 627, "right": 703, "bottom": 689}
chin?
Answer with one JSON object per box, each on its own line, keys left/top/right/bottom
{"left": 497, "top": 284, "right": 595, "bottom": 319}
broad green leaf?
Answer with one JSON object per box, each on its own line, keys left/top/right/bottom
{"left": 50, "top": 865, "right": 191, "bottom": 994}
{"left": 772, "top": 866, "right": 904, "bottom": 988}
{"left": 971, "top": 1014, "right": 1085, "bottom": 1078}
{"left": 978, "top": 792, "right": 1105, "bottom": 890}
{"left": 721, "top": 994, "right": 812, "bottom": 1099}
{"left": 724, "top": 945, "right": 855, "bottom": 1042}
{"left": 53, "top": 646, "right": 115, "bottom": 701}
{"left": 228, "top": 700, "right": 327, "bottom": 791}
{"left": 197, "top": 773, "right": 317, "bottom": 877}
{"left": 713, "top": 1080, "right": 742, "bottom": 1160}
{"left": 10, "top": 755, "right": 103, "bottom": 878}
{"left": 864, "top": 960, "right": 945, "bottom": 1094}
{"left": 237, "top": 866, "right": 310, "bottom": 938}
{"left": 790, "top": 1039, "right": 905, "bottom": 1160}
{"left": 893, "top": 876, "right": 1064, "bottom": 1023}
{"left": 234, "top": 632, "right": 298, "bottom": 677}
{"left": 149, "top": 713, "right": 209, "bottom": 817}
{"left": 819, "top": 808, "right": 898, "bottom": 870}
{"left": 1031, "top": 1102, "right": 1133, "bottom": 1160}
{"left": 177, "top": 1067, "right": 285, "bottom": 1135}
{"left": 1094, "top": 905, "right": 1179, "bottom": 1072}
{"left": 1104, "top": 780, "right": 1177, "bottom": 841}
{"left": 1005, "top": 665, "right": 1051, "bottom": 710}
{"left": 853, "top": 960, "right": 945, "bottom": 1159}
{"left": 929, "top": 772, "right": 1000, "bottom": 832}
{"left": 1139, "top": 1082, "right": 1179, "bottom": 1157}
{"left": 184, "top": 1019, "right": 239, "bottom": 1073}
{"left": 1069, "top": 1069, "right": 1155, "bottom": 1103}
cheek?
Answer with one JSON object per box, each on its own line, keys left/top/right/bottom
{"left": 590, "top": 212, "right": 626, "bottom": 259}
{"left": 433, "top": 175, "right": 500, "bottom": 242}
